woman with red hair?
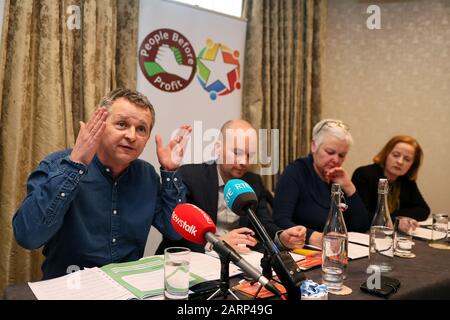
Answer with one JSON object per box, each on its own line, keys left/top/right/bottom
{"left": 352, "top": 135, "right": 430, "bottom": 226}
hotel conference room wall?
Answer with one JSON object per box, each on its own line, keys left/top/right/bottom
{"left": 322, "top": 0, "right": 450, "bottom": 213}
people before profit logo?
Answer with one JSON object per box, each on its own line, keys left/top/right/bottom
{"left": 172, "top": 213, "right": 197, "bottom": 236}
{"left": 197, "top": 39, "right": 241, "bottom": 100}
{"left": 139, "top": 29, "right": 196, "bottom": 92}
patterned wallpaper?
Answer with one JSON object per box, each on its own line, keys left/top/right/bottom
{"left": 322, "top": 0, "right": 450, "bottom": 212}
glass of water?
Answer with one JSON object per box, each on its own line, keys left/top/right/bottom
{"left": 394, "top": 216, "right": 415, "bottom": 258}
{"left": 321, "top": 234, "right": 347, "bottom": 292}
{"left": 164, "top": 247, "right": 190, "bottom": 300}
{"left": 429, "top": 213, "right": 449, "bottom": 250}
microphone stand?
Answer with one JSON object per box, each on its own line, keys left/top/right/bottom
{"left": 207, "top": 254, "right": 240, "bottom": 300}
{"left": 245, "top": 207, "right": 304, "bottom": 301}
{"left": 252, "top": 248, "right": 283, "bottom": 299}
{"left": 261, "top": 249, "right": 274, "bottom": 280}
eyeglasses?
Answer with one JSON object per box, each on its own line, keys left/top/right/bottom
{"left": 315, "top": 120, "right": 349, "bottom": 134}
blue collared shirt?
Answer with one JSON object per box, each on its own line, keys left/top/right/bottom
{"left": 13, "top": 149, "right": 185, "bottom": 279}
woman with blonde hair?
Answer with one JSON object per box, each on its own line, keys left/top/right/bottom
{"left": 273, "top": 119, "right": 369, "bottom": 248}
{"left": 352, "top": 135, "right": 430, "bottom": 225}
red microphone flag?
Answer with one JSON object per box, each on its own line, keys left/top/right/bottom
{"left": 171, "top": 203, "right": 217, "bottom": 244}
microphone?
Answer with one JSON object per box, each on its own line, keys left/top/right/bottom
{"left": 171, "top": 203, "right": 281, "bottom": 297}
{"left": 224, "top": 179, "right": 305, "bottom": 301}
{"left": 224, "top": 179, "right": 280, "bottom": 255}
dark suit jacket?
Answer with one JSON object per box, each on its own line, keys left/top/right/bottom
{"left": 352, "top": 163, "right": 430, "bottom": 222}
{"left": 155, "top": 162, "right": 279, "bottom": 254}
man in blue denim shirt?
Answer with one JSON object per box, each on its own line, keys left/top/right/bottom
{"left": 13, "top": 88, "right": 192, "bottom": 280}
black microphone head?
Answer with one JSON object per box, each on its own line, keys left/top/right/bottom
{"left": 224, "top": 179, "right": 258, "bottom": 215}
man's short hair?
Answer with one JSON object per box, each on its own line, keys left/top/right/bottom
{"left": 100, "top": 88, "right": 155, "bottom": 129}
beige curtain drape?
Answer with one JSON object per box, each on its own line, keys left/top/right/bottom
{"left": 0, "top": 0, "right": 139, "bottom": 295}
{"left": 242, "top": 0, "right": 327, "bottom": 190}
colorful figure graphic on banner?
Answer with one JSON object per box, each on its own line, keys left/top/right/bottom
{"left": 139, "top": 29, "right": 197, "bottom": 92}
{"left": 197, "top": 39, "right": 241, "bottom": 100}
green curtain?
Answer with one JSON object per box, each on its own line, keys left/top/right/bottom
{"left": 0, "top": 0, "right": 139, "bottom": 296}
{"left": 242, "top": 0, "right": 327, "bottom": 190}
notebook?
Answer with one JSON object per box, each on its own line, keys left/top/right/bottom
{"left": 28, "top": 253, "right": 241, "bottom": 300}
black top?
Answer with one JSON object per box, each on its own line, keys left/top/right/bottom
{"left": 155, "top": 162, "right": 279, "bottom": 254}
{"left": 351, "top": 163, "right": 430, "bottom": 223}
{"left": 273, "top": 154, "right": 370, "bottom": 242}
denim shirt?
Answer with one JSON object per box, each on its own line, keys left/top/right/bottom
{"left": 13, "top": 149, "right": 185, "bottom": 279}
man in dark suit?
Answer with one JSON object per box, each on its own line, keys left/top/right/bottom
{"left": 156, "top": 119, "right": 306, "bottom": 254}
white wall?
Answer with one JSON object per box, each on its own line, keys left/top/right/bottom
{"left": 322, "top": 0, "right": 450, "bottom": 214}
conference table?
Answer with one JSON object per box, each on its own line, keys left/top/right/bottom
{"left": 4, "top": 238, "right": 450, "bottom": 300}
{"left": 306, "top": 239, "right": 450, "bottom": 300}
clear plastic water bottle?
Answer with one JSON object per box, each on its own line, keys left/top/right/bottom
{"left": 321, "top": 183, "right": 348, "bottom": 292}
{"left": 368, "top": 178, "right": 394, "bottom": 272}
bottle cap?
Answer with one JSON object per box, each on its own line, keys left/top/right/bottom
{"left": 378, "top": 178, "right": 389, "bottom": 194}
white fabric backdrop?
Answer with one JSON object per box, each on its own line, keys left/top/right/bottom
{"left": 136, "top": 0, "right": 247, "bottom": 255}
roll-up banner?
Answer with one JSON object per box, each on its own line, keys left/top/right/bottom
{"left": 137, "top": 0, "right": 247, "bottom": 167}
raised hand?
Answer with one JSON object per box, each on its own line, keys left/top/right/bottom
{"left": 70, "top": 107, "right": 108, "bottom": 166}
{"left": 155, "top": 125, "right": 192, "bottom": 171}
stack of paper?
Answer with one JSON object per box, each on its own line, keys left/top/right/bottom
{"left": 29, "top": 252, "right": 243, "bottom": 300}
{"left": 347, "top": 232, "right": 370, "bottom": 259}
{"left": 28, "top": 268, "right": 134, "bottom": 300}
{"left": 348, "top": 232, "right": 370, "bottom": 246}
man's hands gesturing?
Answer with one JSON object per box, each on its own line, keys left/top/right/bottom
{"left": 70, "top": 107, "right": 108, "bottom": 165}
